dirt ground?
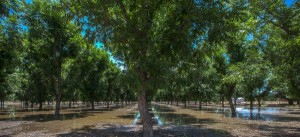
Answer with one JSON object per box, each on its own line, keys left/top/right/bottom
{"left": 0, "top": 102, "right": 299, "bottom": 137}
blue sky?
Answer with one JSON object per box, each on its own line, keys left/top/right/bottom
{"left": 285, "top": 0, "right": 294, "bottom": 6}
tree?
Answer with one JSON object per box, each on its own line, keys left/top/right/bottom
{"left": 24, "top": 1, "right": 81, "bottom": 117}
{"left": 71, "top": 1, "right": 246, "bottom": 136}
{"left": 250, "top": 0, "right": 300, "bottom": 104}
{"left": 240, "top": 49, "right": 269, "bottom": 110}
{"left": 77, "top": 47, "right": 109, "bottom": 110}
{"left": 0, "top": 0, "right": 22, "bottom": 108}
{"left": 103, "top": 63, "right": 120, "bottom": 109}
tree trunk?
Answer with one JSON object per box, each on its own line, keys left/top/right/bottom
{"left": 288, "top": 100, "right": 294, "bottom": 105}
{"left": 198, "top": 100, "right": 202, "bottom": 110}
{"left": 54, "top": 62, "right": 62, "bottom": 119}
{"left": 69, "top": 100, "right": 72, "bottom": 108}
{"left": 91, "top": 101, "right": 94, "bottom": 110}
{"left": 221, "top": 95, "right": 225, "bottom": 107}
{"left": 39, "top": 101, "right": 43, "bottom": 110}
{"left": 250, "top": 99, "right": 253, "bottom": 110}
{"left": 107, "top": 100, "right": 110, "bottom": 109}
{"left": 257, "top": 98, "right": 261, "bottom": 107}
{"left": 137, "top": 87, "right": 153, "bottom": 137}
{"left": 176, "top": 100, "right": 178, "bottom": 106}
{"left": 194, "top": 101, "right": 197, "bottom": 105}
{"left": 234, "top": 97, "right": 237, "bottom": 107}
{"left": 184, "top": 101, "right": 187, "bottom": 108}
{"left": 31, "top": 102, "right": 34, "bottom": 108}
{"left": 297, "top": 101, "right": 299, "bottom": 105}
{"left": 226, "top": 96, "right": 236, "bottom": 117}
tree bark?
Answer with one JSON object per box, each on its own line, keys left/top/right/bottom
{"left": 106, "top": 100, "right": 109, "bottom": 109}
{"left": 257, "top": 98, "right": 261, "bottom": 107}
{"left": 54, "top": 60, "right": 62, "bottom": 119}
{"left": 137, "top": 88, "right": 153, "bottom": 137}
{"left": 234, "top": 97, "right": 237, "bottom": 107}
{"left": 221, "top": 96, "right": 224, "bottom": 107}
{"left": 250, "top": 99, "right": 254, "bottom": 110}
{"left": 39, "top": 101, "right": 43, "bottom": 110}
{"left": 69, "top": 100, "right": 72, "bottom": 108}
{"left": 226, "top": 96, "right": 236, "bottom": 117}
{"left": 91, "top": 101, "right": 94, "bottom": 110}
{"left": 198, "top": 100, "right": 202, "bottom": 110}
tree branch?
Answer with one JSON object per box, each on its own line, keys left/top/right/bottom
{"left": 116, "top": 0, "right": 130, "bottom": 23}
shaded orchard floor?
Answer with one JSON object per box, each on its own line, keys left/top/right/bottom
{"left": 0, "top": 102, "right": 299, "bottom": 137}
{"left": 149, "top": 103, "right": 300, "bottom": 137}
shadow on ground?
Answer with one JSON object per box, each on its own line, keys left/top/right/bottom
{"left": 56, "top": 124, "right": 233, "bottom": 137}
{"left": 245, "top": 123, "right": 300, "bottom": 137}
{"left": 0, "top": 112, "right": 93, "bottom": 122}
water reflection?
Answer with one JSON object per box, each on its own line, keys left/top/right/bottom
{"left": 234, "top": 107, "right": 288, "bottom": 121}
{"left": 132, "top": 112, "right": 140, "bottom": 125}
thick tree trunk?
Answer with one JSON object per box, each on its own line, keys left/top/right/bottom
{"left": 138, "top": 88, "right": 153, "bottom": 137}
{"left": 297, "top": 101, "right": 300, "bottom": 105}
{"left": 250, "top": 100, "right": 254, "bottom": 110}
{"left": 226, "top": 96, "right": 236, "bottom": 117}
{"left": 184, "top": 101, "right": 187, "bottom": 108}
{"left": 55, "top": 93, "right": 61, "bottom": 118}
{"left": 176, "top": 100, "right": 178, "bottom": 106}
{"left": 39, "top": 101, "right": 43, "bottom": 110}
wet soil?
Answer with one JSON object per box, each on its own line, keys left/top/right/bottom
{"left": 0, "top": 102, "right": 299, "bottom": 137}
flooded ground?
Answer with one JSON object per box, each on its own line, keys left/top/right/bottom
{"left": 0, "top": 102, "right": 299, "bottom": 137}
